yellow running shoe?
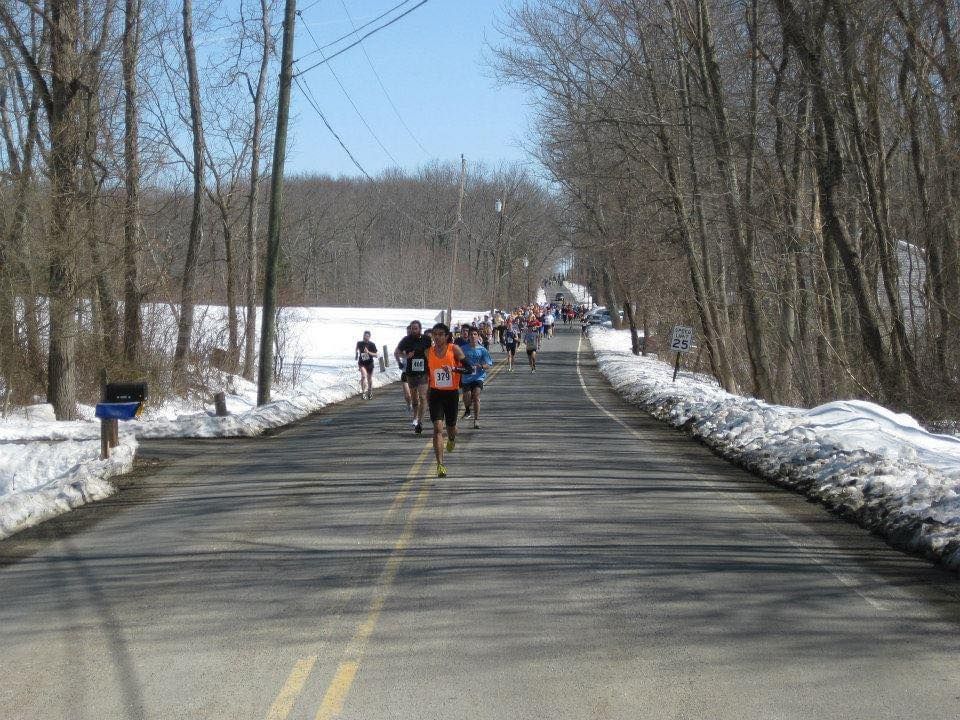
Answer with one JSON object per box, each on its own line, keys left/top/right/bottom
{"left": 437, "top": 463, "right": 447, "bottom": 478}
{"left": 445, "top": 438, "right": 456, "bottom": 453}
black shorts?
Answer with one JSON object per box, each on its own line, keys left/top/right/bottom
{"left": 407, "top": 373, "right": 429, "bottom": 388}
{"left": 526, "top": 347, "right": 536, "bottom": 356}
{"left": 505, "top": 344, "right": 517, "bottom": 355}
{"left": 400, "top": 371, "right": 408, "bottom": 383}
{"left": 461, "top": 380, "right": 483, "bottom": 392}
{"left": 359, "top": 360, "right": 375, "bottom": 372}
{"left": 428, "top": 389, "right": 460, "bottom": 426}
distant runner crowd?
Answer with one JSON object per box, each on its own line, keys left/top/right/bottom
{"left": 354, "top": 287, "right": 592, "bottom": 479}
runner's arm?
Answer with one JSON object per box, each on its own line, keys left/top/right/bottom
{"left": 451, "top": 344, "right": 474, "bottom": 375}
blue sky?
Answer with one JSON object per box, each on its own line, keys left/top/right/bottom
{"left": 286, "top": 0, "right": 536, "bottom": 177}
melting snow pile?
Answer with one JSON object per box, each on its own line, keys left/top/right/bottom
{"left": 0, "top": 405, "right": 136, "bottom": 539}
{"left": 589, "top": 327, "right": 960, "bottom": 571}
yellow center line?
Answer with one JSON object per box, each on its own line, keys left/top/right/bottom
{"left": 384, "top": 442, "right": 432, "bottom": 520}
{"left": 265, "top": 655, "right": 319, "bottom": 720}
{"left": 264, "top": 438, "right": 433, "bottom": 720}
{"left": 315, "top": 479, "right": 433, "bottom": 720}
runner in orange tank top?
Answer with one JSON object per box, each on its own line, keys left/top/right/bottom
{"left": 426, "top": 323, "right": 473, "bottom": 477}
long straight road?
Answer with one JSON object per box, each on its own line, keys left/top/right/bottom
{"left": 2, "top": 318, "right": 960, "bottom": 719}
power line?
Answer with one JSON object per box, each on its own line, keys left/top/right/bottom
{"left": 297, "top": 10, "right": 401, "bottom": 166}
{"left": 293, "top": 74, "right": 375, "bottom": 181}
{"left": 295, "top": 0, "right": 430, "bottom": 77}
{"left": 294, "top": 72, "right": 461, "bottom": 238}
{"left": 338, "top": 0, "right": 430, "bottom": 157}
{"left": 297, "top": 0, "right": 416, "bottom": 62}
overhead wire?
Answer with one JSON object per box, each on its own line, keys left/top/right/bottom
{"left": 296, "top": 0, "right": 416, "bottom": 61}
{"left": 337, "top": 0, "right": 431, "bottom": 156}
{"left": 297, "top": 9, "right": 401, "bottom": 166}
{"left": 294, "top": 0, "right": 431, "bottom": 76}
{"left": 288, "top": 0, "right": 522, "bottom": 259}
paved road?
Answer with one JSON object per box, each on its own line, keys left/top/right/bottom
{"left": 2, "top": 314, "right": 960, "bottom": 719}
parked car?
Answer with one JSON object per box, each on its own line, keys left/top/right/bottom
{"left": 587, "top": 309, "right": 612, "bottom": 326}
{"left": 586, "top": 307, "right": 624, "bottom": 327}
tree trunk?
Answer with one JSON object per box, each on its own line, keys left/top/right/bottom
{"left": 774, "top": 0, "right": 901, "bottom": 401}
{"left": 172, "top": 0, "right": 206, "bottom": 391}
{"left": 243, "top": 0, "right": 271, "bottom": 382}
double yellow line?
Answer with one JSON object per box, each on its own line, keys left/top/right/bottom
{"left": 265, "top": 443, "right": 433, "bottom": 720}
{"left": 266, "top": 357, "right": 508, "bottom": 720}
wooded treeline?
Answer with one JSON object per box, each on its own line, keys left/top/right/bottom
{"left": 496, "top": 0, "right": 960, "bottom": 417}
{"left": 0, "top": 0, "right": 562, "bottom": 419}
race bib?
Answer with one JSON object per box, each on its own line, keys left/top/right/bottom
{"left": 433, "top": 367, "right": 453, "bottom": 388}
{"left": 360, "top": 352, "right": 370, "bottom": 361}
{"left": 411, "top": 358, "right": 425, "bottom": 372}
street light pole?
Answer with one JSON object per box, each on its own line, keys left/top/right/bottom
{"left": 491, "top": 198, "right": 504, "bottom": 317}
{"left": 523, "top": 256, "right": 530, "bottom": 305}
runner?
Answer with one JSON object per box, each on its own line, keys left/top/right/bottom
{"left": 502, "top": 321, "right": 519, "bottom": 372}
{"left": 454, "top": 324, "right": 471, "bottom": 350}
{"left": 426, "top": 323, "right": 473, "bottom": 477}
{"left": 460, "top": 328, "right": 493, "bottom": 428}
{"left": 543, "top": 309, "right": 556, "bottom": 338}
{"left": 455, "top": 325, "right": 474, "bottom": 416}
{"left": 355, "top": 331, "right": 379, "bottom": 399}
{"left": 523, "top": 323, "right": 539, "bottom": 372}
{"left": 397, "top": 320, "right": 432, "bottom": 434}
{"left": 395, "top": 323, "right": 414, "bottom": 412}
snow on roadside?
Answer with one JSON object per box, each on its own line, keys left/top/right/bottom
{"left": 0, "top": 425, "right": 136, "bottom": 540}
{"left": 588, "top": 327, "right": 960, "bottom": 572}
{"left": 564, "top": 281, "right": 591, "bottom": 304}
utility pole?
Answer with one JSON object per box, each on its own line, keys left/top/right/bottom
{"left": 491, "top": 198, "right": 504, "bottom": 318}
{"left": 256, "top": 0, "right": 296, "bottom": 406}
{"left": 446, "top": 154, "right": 466, "bottom": 326}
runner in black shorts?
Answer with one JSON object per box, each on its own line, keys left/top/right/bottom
{"left": 502, "top": 322, "right": 519, "bottom": 372}
{"left": 395, "top": 323, "right": 414, "bottom": 412}
{"left": 355, "top": 330, "right": 378, "bottom": 399}
{"left": 397, "top": 320, "right": 432, "bottom": 434}
{"left": 425, "top": 323, "right": 473, "bottom": 477}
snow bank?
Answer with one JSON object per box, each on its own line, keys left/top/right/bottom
{"left": 588, "top": 328, "right": 960, "bottom": 571}
{"left": 0, "top": 428, "right": 136, "bottom": 540}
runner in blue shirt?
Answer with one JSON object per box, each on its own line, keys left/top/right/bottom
{"left": 461, "top": 328, "right": 494, "bottom": 429}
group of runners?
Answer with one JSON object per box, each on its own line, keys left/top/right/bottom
{"left": 354, "top": 297, "right": 590, "bottom": 478}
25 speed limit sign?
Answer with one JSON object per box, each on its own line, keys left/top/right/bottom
{"left": 670, "top": 325, "right": 694, "bottom": 353}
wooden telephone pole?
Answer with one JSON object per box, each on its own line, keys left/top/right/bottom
{"left": 256, "top": 0, "right": 297, "bottom": 405}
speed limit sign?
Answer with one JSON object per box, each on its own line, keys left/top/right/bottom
{"left": 670, "top": 325, "right": 694, "bottom": 353}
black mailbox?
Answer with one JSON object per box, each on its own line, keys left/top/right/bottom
{"left": 104, "top": 382, "right": 148, "bottom": 403}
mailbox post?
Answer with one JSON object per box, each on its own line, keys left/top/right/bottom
{"left": 96, "top": 382, "right": 148, "bottom": 459}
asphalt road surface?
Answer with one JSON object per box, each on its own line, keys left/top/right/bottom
{"left": 2, "top": 313, "right": 960, "bottom": 719}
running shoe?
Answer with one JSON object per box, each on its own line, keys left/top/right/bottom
{"left": 462, "top": 407, "right": 471, "bottom": 418}
{"left": 414, "top": 422, "right": 422, "bottom": 435}
{"left": 473, "top": 420, "right": 480, "bottom": 429}
{"left": 411, "top": 419, "right": 418, "bottom": 428}
{"left": 446, "top": 438, "right": 456, "bottom": 452}
{"left": 437, "top": 463, "right": 447, "bottom": 478}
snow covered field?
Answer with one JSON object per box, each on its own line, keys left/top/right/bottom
{"left": 589, "top": 328, "right": 960, "bottom": 572}
{"left": 0, "top": 305, "right": 482, "bottom": 539}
